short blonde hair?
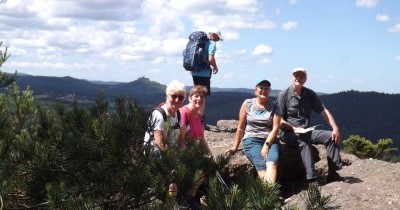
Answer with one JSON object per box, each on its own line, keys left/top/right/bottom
{"left": 189, "top": 85, "right": 207, "bottom": 98}
{"left": 166, "top": 79, "right": 186, "bottom": 98}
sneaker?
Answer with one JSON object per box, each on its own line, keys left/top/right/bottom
{"left": 326, "top": 171, "right": 344, "bottom": 183}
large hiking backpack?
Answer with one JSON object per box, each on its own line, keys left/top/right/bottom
{"left": 182, "top": 31, "right": 209, "bottom": 71}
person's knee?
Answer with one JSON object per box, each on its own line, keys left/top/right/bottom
{"left": 266, "top": 162, "right": 278, "bottom": 169}
{"left": 299, "top": 141, "right": 312, "bottom": 150}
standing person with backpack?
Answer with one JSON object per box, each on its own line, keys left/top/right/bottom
{"left": 144, "top": 80, "right": 186, "bottom": 156}
{"left": 183, "top": 31, "right": 223, "bottom": 96}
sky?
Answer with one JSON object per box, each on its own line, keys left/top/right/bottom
{"left": 0, "top": 0, "right": 399, "bottom": 94}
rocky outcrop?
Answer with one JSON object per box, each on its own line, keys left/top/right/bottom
{"left": 216, "top": 120, "right": 238, "bottom": 133}
{"left": 206, "top": 121, "right": 400, "bottom": 209}
{"left": 209, "top": 120, "right": 321, "bottom": 183}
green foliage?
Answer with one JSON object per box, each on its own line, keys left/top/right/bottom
{"left": 0, "top": 84, "right": 149, "bottom": 208}
{"left": 0, "top": 41, "right": 16, "bottom": 87}
{"left": 343, "top": 135, "right": 398, "bottom": 159}
{"left": 204, "top": 178, "right": 248, "bottom": 210}
{"left": 204, "top": 176, "right": 283, "bottom": 210}
{"left": 300, "top": 184, "right": 339, "bottom": 210}
{"left": 0, "top": 82, "right": 229, "bottom": 209}
{"left": 245, "top": 178, "right": 282, "bottom": 210}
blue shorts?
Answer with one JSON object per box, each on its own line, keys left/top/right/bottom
{"left": 242, "top": 137, "right": 279, "bottom": 171}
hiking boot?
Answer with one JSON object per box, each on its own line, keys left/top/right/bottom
{"left": 326, "top": 171, "right": 344, "bottom": 183}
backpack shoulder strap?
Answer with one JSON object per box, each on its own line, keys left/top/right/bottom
{"left": 176, "top": 109, "right": 181, "bottom": 124}
{"left": 155, "top": 106, "right": 181, "bottom": 129}
{"left": 154, "top": 107, "right": 167, "bottom": 121}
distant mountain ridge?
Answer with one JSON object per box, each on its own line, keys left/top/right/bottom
{"left": 10, "top": 74, "right": 400, "bottom": 149}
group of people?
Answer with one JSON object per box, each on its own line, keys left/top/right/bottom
{"left": 144, "top": 31, "right": 343, "bottom": 192}
{"left": 143, "top": 81, "right": 210, "bottom": 155}
{"left": 225, "top": 67, "right": 343, "bottom": 185}
{"left": 144, "top": 31, "right": 224, "bottom": 155}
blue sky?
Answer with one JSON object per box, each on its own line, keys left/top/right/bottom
{"left": 0, "top": 0, "right": 399, "bottom": 94}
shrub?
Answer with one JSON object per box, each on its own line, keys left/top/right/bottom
{"left": 343, "top": 135, "right": 398, "bottom": 159}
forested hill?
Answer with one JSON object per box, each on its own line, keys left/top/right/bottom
{"left": 206, "top": 90, "right": 400, "bottom": 147}
{"left": 10, "top": 75, "right": 400, "bottom": 147}
{"left": 316, "top": 90, "right": 400, "bottom": 145}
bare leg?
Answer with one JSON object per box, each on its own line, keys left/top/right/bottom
{"left": 257, "top": 170, "right": 266, "bottom": 182}
{"left": 265, "top": 162, "right": 278, "bottom": 183}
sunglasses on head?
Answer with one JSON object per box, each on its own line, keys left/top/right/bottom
{"left": 170, "top": 94, "right": 185, "bottom": 101}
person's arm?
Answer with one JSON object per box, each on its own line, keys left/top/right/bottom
{"left": 178, "top": 126, "right": 186, "bottom": 149}
{"left": 154, "top": 130, "right": 168, "bottom": 151}
{"left": 207, "top": 41, "right": 218, "bottom": 74}
{"left": 280, "top": 118, "right": 294, "bottom": 131}
{"left": 150, "top": 110, "right": 168, "bottom": 151}
{"left": 178, "top": 109, "right": 188, "bottom": 149}
{"left": 224, "top": 101, "right": 246, "bottom": 156}
{"left": 320, "top": 108, "right": 341, "bottom": 145}
{"left": 208, "top": 54, "right": 218, "bottom": 74}
{"left": 261, "top": 114, "right": 281, "bottom": 159}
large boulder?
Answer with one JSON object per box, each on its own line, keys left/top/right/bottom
{"left": 216, "top": 120, "right": 238, "bottom": 133}
{"left": 277, "top": 142, "right": 321, "bottom": 182}
{"left": 206, "top": 124, "right": 322, "bottom": 184}
{"left": 218, "top": 142, "right": 320, "bottom": 184}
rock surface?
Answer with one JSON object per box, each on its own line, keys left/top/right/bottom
{"left": 205, "top": 121, "right": 400, "bottom": 210}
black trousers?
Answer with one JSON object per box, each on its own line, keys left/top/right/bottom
{"left": 192, "top": 76, "right": 211, "bottom": 96}
{"left": 281, "top": 129, "right": 342, "bottom": 180}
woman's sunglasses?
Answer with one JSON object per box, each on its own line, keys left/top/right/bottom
{"left": 170, "top": 94, "right": 185, "bottom": 101}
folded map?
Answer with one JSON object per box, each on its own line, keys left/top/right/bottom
{"left": 294, "top": 125, "right": 320, "bottom": 134}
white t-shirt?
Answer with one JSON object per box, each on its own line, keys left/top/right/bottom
{"left": 144, "top": 104, "right": 180, "bottom": 152}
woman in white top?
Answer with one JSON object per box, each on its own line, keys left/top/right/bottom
{"left": 144, "top": 80, "right": 186, "bottom": 155}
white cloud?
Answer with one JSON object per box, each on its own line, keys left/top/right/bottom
{"left": 120, "top": 54, "right": 144, "bottom": 61}
{"left": 282, "top": 21, "right": 298, "bottom": 31}
{"left": 388, "top": 24, "right": 400, "bottom": 33}
{"left": 396, "top": 55, "right": 400, "bottom": 61}
{"left": 222, "top": 72, "right": 235, "bottom": 79}
{"left": 355, "top": 0, "right": 379, "bottom": 8}
{"left": 252, "top": 44, "right": 273, "bottom": 55}
{"left": 192, "top": 14, "right": 276, "bottom": 32}
{"left": 376, "top": 14, "right": 389, "bottom": 22}
{"left": 226, "top": 0, "right": 259, "bottom": 12}
{"left": 221, "top": 31, "right": 240, "bottom": 41}
{"left": 260, "top": 58, "right": 271, "bottom": 64}
{"left": 161, "top": 39, "right": 187, "bottom": 55}
{"left": 152, "top": 56, "right": 166, "bottom": 64}
{"left": 289, "top": 0, "right": 297, "bottom": 5}
{"left": 233, "top": 49, "right": 248, "bottom": 55}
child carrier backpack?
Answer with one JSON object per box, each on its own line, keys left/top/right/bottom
{"left": 182, "top": 31, "right": 209, "bottom": 71}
